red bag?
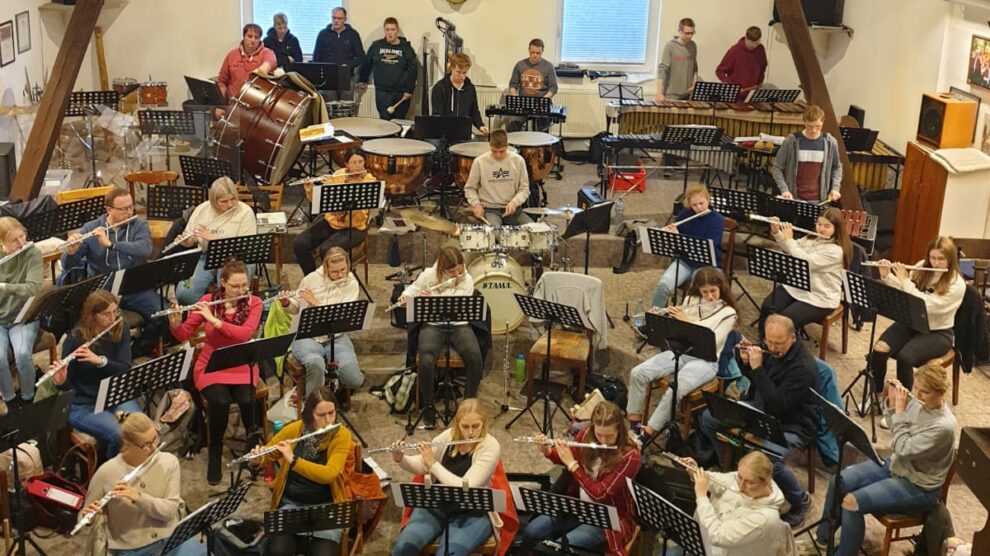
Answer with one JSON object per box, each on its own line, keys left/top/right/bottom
{"left": 25, "top": 473, "right": 86, "bottom": 534}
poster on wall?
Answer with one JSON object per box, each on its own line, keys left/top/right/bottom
{"left": 0, "top": 21, "right": 13, "bottom": 67}
{"left": 15, "top": 12, "right": 29, "bottom": 54}
{"left": 967, "top": 35, "right": 990, "bottom": 91}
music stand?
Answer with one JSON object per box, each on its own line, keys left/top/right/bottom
{"left": 505, "top": 95, "right": 551, "bottom": 115}
{"left": 265, "top": 501, "right": 356, "bottom": 540}
{"left": 393, "top": 483, "right": 506, "bottom": 556}
{"left": 627, "top": 478, "right": 707, "bottom": 556}
{"left": 18, "top": 274, "right": 109, "bottom": 334}
{"left": 204, "top": 233, "right": 274, "bottom": 284}
{"left": 839, "top": 127, "right": 879, "bottom": 153}
{"left": 561, "top": 201, "right": 613, "bottom": 275}
{"left": 147, "top": 184, "right": 207, "bottom": 220}
{"left": 68, "top": 90, "right": 121, "bottom": 187}
{"left": 406, "top": 295, "right": 488, "bottom": 432}
{"left": 640, "top": 228, "right": 716, "bottom": 306}
{"left": 641, "top": 312, "right": 717, "bottom": 449}
{"left": 184, "top": 76, "right": 225, "bottom": 107}
{"left": 180, "top": 155, "right": 234, "bottom": 187}
{"left": 94, "top": 348, "right": 193, "bottom": 413}
{"left": 59, "top": 197, "right": 106, "bottom": 236}
{"left": 766, "top": 196, "right": 821, "bottom": 230}
{"left": 160, "top": 482, "right": 252, "bottom": 556}
{"left": 747, "top": 88, "right": 802, "bottom": 136}
{"left": 0, "top": 391, "right": 72, "bottom": 556}
{"left": 290, "top": 62, "right": 351, "bottom": 96}
{"left": 796, "top": 389, "right": 884, "bottom": 556}
{"left": 505, "top": 294, "right": 588, "bottom": 436}
{"left": 659, "top": 125, "right": 724, "bottom": 196}
{"left": 747, "top": 246, "right": 811, "bottom": 320}
{"left": 702, "top": 392, "right": 788, "bottom": 459}
{"left": 20, "top": 206, "right": 59, "bottom": 242}
{"left": 840, "top": 271, "right": 929, "bottom": 441}
{"left": 138, "top": 110, "right": 197, "bottom": 171}
{"left": 512, "top": 485, "right": 619, "bottom": 555}
{"left": 206, "top": 334, "right": 296, "bottom": 375}
{"left": 113, "top": 250, "right": 199, "bottom": 308}
{"left": 312, "top": 180, "right": 384, "bottom": 276}
{"left": 598, "top": 82, "right": 644, "bottom": 130}
{"left": 414, "top": 115, "right": 473, "bottom": 143}
{"left": 708, "top": 187, "right": 766, "bottom": 221}
{"left": 691, "top": 81, "right": 740, "bottom": 126}
{"left": 296, "top": 301, "right": 376, "bottom": 447}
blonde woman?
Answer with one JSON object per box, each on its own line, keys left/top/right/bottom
{"left": 0, "top": 216, "right": 42, "bottom": 412}
{"left": 174, "top": 176, "right": 257, "bottom": 305}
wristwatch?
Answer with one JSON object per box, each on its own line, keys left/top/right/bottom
{"left": 99, "top": 356, "right": 108, "bottom": 368}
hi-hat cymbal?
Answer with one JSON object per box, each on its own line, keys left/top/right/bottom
{"left": 523, "top": 207, "right": 564, "bottom": 216}
{"left": 399, "top": 208, "right": 458, "bottom": 235}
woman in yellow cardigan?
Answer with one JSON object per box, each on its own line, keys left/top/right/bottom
{"left": 248, "top": 386, "right": 352, "bottom": 556}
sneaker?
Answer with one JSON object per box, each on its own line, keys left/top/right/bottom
{"left": 878, "top": 415, "right": 890, "bottom": 430}
{"left": 796, "top": 536, "right": 828, "bottom": 555}
{"left": 781, "top": 492, "right": 812, "bottom": 527}
{"left": 421, "top": 407, "right": 437, "bottom": 430}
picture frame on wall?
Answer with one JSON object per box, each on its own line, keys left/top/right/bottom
{"left": 0, "top": 21, "right": 13, "bottom": 67}
{"left": 15, "top": 11, "right": 30, "bottom": 55}
{"left": 967, "top": 35, "right": 990, "bottom": 91}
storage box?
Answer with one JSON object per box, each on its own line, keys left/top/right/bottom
{"left": 607, "top": 160, "right": 646, "bottom": 192}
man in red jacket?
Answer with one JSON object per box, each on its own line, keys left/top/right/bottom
{"left": 715, "top": 26, "right": 768, "bottom": 102}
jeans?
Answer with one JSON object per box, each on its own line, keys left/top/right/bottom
{"left": 651, "top": 260, "right": 694, "bottom": 308}
{"left": 175, "top": 256, "right": 255, "bottom": 306}
{"left": 417, "top": 325, "right": 483, "bottom": 409}
{"left": 291, "top": 335, "right": 364, "bottom": 396}
{"left": 374, "top": 89, "right": 408, "bottom": 120}
{"left": 111, "top": 537, "right": 206, "bottom": 556}
{"left": 873, "top": 322, "right": 953, "bottom": 391}
{"left": 627, "top": 352, "right": 717, "bottom": 431}
{"left": 815, "top": 459, "right": 940, "bottom": 556}
{"left": 391, "top": 508, "right": 492, "bottom": 556}
{"left": 69, "top": 399, "right": 143, "bottom": 461}
{"left": 0, "top": 321, "right": 39, "bottom": 402}
{"left": 482, "top": 209, "right": 533, "bottom": 228}
{"left": 292, "top": 219, "right": 364, "bottom": 276}
{"left": 521, "top": 515, "right": 604, "bottom": 553}
{"left": 700, "top": 407, "right": 807, "bottom": 511}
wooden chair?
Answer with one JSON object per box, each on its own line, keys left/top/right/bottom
{"left": 124, "top": 170, "right": 178, "bottom": 211}
{"left": 642, "top": 378, "right": 722, "bottom": 439}
{"left": 720, "top": 432, "right": 818, "bottom": 494}
{"left": 812, "top": 305, "right": 849, "bottom": 362}
{"left": 284, "top": 354, "right": 353, "bottom": 417}
{"left": 928, "top": 348, "right": 961, "bottom": 406}
{"left": 413, "top": 350, "right": 467, "bottom": 410}
{"left": 871, "top": 450, "right": 958, "bottom": 556}
{"left": 525, "top": 329, "right": 593, "bottom": 406}
{"left": 238, "top": 184, "right": 285, "bottom": 278}
{"left": 56, "top": 185, "right": 115, "bottom": 204}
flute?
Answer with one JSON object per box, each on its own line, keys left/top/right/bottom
{"left": 160, "top": 209, "right": 234, "bottom": 254}
{"left": 151, "top": 294, "right": 251, "bottom": 318}
{"left": 513, "top": 436, "right": 617, "bottom": 450}
{"left": 885, "top": 380, "right": 917, "bottom": 400}
{"left": 0, "top": 241, "right": 34, "bottom": 267}
{"left": 861, "top": 261, "right": 948, "bottom": 273}
{"left": 673, "top": 209, "right": 712, "bottom": 227}
{"left": 288, "top": 170, "right": 369, "bottom": 187}
{"left": 262, "top": 280, "right": 345, "bottom": 306}
{"left": 385, "top": 276, "right": 459, "bottom": 312}
{"left": 749, "top": 214, "right": 824, "bottom": 238}
{"left": 649, "top": 299, "right": 724, "bottom": 316}
{"left": 661, "top": 452, "right": 736, "bottom": 490}
{"left": 52, "top": 216, "right": 139, "bottom": 254}
{"left": 364, "top": 437, "right": 481, "bottom": 455}
{"left": 228, "top": 423, "right": 340, "bottom": 467}
{"left": 36, "top": 317, "right": 123, "bottom": 388}
{"left": 70, "top": 441, "right": 168, "bottom": 535}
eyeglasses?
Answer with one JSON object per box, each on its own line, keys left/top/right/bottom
{"left": 110, "top": 205, "right": 134, "bottom": 213}
{"left": 98, "top": 309, "right": 121, "bottom": 319}
{"left": 130, "top": 431, "right": 160, "bottom": 453}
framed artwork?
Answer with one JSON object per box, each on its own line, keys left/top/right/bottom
{"left": 15, "top": 11, "right": 29, "bottom": 54}
{"left": 967, "top": 35, "right": 990, "bottom": 91}
{"left": 0, "top": 21, "right": 13, "bottom": 67}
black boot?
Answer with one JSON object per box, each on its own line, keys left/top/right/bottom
{"left": 207, "top": 443, "right": 223, "bottom": 485}
{"left": 612, "top": 233, "right": 639, "bottom": 274}
{"left": 870, "top": 350, "right": 891, "bottom": 397}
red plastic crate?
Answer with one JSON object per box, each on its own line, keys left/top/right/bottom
{"left": 607, "top": 160, "right": 646, "bottom": 192}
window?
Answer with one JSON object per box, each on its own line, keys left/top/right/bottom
{"left": 559, "top": 0, "right": 659, "bottom": 72}
{"left": 246, "top": 0, "right": 343, "bottom": 57}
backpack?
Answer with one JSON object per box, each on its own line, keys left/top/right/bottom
{"left": 149, "top": 388, "right": 197, "bottom": 457}
{"left": 570, "top": 373, "right": 627, "bottom": 412}
{"left": 370, "top": 368, "right": 416, "bottom": 414}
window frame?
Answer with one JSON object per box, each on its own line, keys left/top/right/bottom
{"left": 555, "top": 0, "right": 661, "bottom": 74}
{"left": 241, "top": 0, "right": 347, "bottom": 59}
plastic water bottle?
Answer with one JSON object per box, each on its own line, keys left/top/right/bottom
{"left": 632, "top": 298, "right": 645, "bottom": 328}
{"left": 615, "top": 196, "right": 625, "bottom": 219}
{"left": 514, "top": 354, "right": 526, "bottom": 383}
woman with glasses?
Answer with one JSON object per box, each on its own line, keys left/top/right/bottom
{"left": 169, "top": 259, "right": 262, "bottom": 485}
{"left": 0, "top": 216, "right": 42, "bottom": 414}
{"left": 77, "top": 412, "right": 202, "bottom": 555}
{"left": 52, "top": 290, "right": 140, "bottom": 461}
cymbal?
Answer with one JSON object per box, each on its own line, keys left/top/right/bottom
{"left": 523, "top": 207, "right": 564, "bottom": 216}
{"left": 399, "top": 208, "right": 458, "bottom": 235}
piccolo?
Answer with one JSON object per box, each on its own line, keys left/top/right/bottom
{"left": 385, "top": 276, "right": 459, "bottom": 312}
{"left": 748, "top": 214, "right": 824, "bottom": 238}
{"left": 53, "top": 216, "right": 139, "bottom": 254}
{"left": 228, "top": 423, "right": 340, "bottom": 467}
{"left": 71, "top": 441, "right": 168, "bottom": 535}
{"left": 885, "top": 380, "right": 916, "bottom": 400}
{"left": 0, "top": 241, "right": 34, "bottom": 267}
{"left": 649, "top": 299, "right": 724, "bottom": 316}
{"left": 661, "top": 452, "right": 735, "bottom": 490}
{"left": 365, "top": 438, "right": 481, "bottom": 455}
{"left": 151, "top": 294, "right": 250, "bottom": 318}
{"left": 160, "top": 209, "right": 233, "bottom": 254}
{"left": 673, "top": 209, "right": 712, "bottom": 227}
{"left": 513, "top": 436, "right": 617, "bottom": 450}
{"left": 861, "top": 261, "right": 948, "bottom": 273}
{"left": 36, "top": 317, "right": 123, "bottom": 388}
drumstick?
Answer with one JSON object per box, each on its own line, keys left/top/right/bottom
{"left": 387, "top": 96, "right": 409, "bottom": 114}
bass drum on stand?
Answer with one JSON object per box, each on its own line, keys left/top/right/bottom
{"left": 468, "top": 254, "right": 526, "bottom": 335}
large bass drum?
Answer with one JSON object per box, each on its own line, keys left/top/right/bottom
{"left": 468, "top": 254, "right": 526, "bottom": 335}
{"left": 215, "top": 75, "right": 314, "bottom": 185}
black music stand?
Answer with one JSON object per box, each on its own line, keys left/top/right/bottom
{"left": 114, "top": 250, "right": 199, "bottom": 309}
{"left": 505, "top": 95, "right": 551, "bottom": 114}
{"left": 512, "top": 486, "right": 620, "bottom": 555}
{"left": 53, "top": 196, "right": 106, "bottom": 237}
{"left": 767, "top": 196, "right": 821, "bottom": 230}
{"left": 312, "top": 180, "right": 385, "bottom": 276}
{"left": 405, "top": 295, "right": 488, "bottom": 433}
{"left": 747, "top": 246, "right": 811, "bottom": 322}
{"left": 840, "top": 271, "right": 929, "bottom": 441}
{"left": 702, "top": 391, "right": 788, "bottom": 459}
{"left": 180, "top": 155, "right": 235, "bottom": 187}
{"left": 264, "top": 501, "right": 356, "bottom": 543}
{"left": 598, "top": 82, "right": 644, "bottom": 131}
{"left": 296, "top": 301, "right": 375, "bottom": 447}
{"left": 641, "top": 312, "right": 717, "bottom": 449}
{"left": 204, "top": 233, "right": 274, "bottom": 285}
{"left": 839, "top": 127, "right": 879, "bottom": 153}
{"left": 413, "top": 115, "right": 472, "bottom": 218}
{"left": 147, "top": 184, "right": 207, "bottom": 220}
{"left": 691, "top": 81, "right": 740, "bottom": 126}
{"left": 796, "top": 389, "right": 884, "bottom": 556}
{"left": 0, "top": 391, "right": 72, "bottom": 556}
{"left": 67, "top": 90, "right": 121, "bottom": 187}
{"left": 659, "top": 125, "right": 725, "bottom": 196}
{"left": 290, "top": 62, "right": 351, "bottom": 96}
{"left": 747, "top": 88, "right": 802, "bottom": 136}
{"left": 160, "top": 482, "right": 251, "bottom": 556}
{"left": 561, "top": 201, "right": 613, "bottom": 275}
{"left": 394, "top": 483, "right": 506, "bottom": 556}
{"left": 505, "top": 294, "right": 588, "bottom": 436}
{"left": 709, "top": 187, "right": 766, "bottom": 222}
{"left": 94, "top": 348, "right": 193, "bottom": 413}
{"left": 20, "top": 206, "right": 59, "bottom": 243}
{"left": 628, "top": 478, "right": 707, "bottom": 556}
{"left": 138, "top": 110, "right": 197, "bottom": 171}
{"left": 640, "top": 227, "right": 716, "bottom": 306}
{"left": 19, "top": 274, "right": 109, "bottom": 335}
{"left": 184, "top": 76, "right": 225, "bottom": 107}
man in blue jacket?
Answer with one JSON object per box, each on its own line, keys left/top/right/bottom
{"left": 312, "top": 7, "right": 364, "bottom": 101}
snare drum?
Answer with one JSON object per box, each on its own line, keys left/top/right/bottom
{"left": 507, "top": 131, "right": 559, "bottom": 182}
{"left": 499, "top": 226, "right": 531, "bottom": 250}
{"left": 139, "top": 82, "right": 168, "bottom": 107}
{"left": 522, "top": 222, "right": 558, "bottom": 252}
{"left": 112, "top": 77, "right": 139, "bottom": 113}
{"left": 362, "top": 138, "right": 436, "bottom": 198}
{"left": 458, "top": 225, "right": 497, "bottom": 252}
{"left": 448, "top": 142, "right": 518, "bottom": 189}
{"left": 326, "top": 101, "right": 358, "bottom": 119}
{"left": 468, "top": 254, "right": 526, "bottom": 335}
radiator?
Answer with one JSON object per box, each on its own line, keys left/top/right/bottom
{"left": 353, "top": 85, "right": 607, "bottom": 138}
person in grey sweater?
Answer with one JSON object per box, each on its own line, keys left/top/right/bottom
{"left": 657, "top": 17, "right": 699, "bottom": 101}
{"left": 508, "top": 38, "right": 558, "bottom": 132}
{"left": 770, "top": 104, "right": 843, "bottom": 202}
{"left": 0, "top": 216, "right": 42, "bottom": 411}
{"left": 463, "top": 130, "right": 532, "bottom": 227}
{"left": 800, "top": 364, "right": 956, "bottom": 556}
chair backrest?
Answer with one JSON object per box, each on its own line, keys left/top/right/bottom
{"left": 939, "top": 449, "right": 959, "bottom": 502}
{"left": 722, "top": 216, "right": 738, "bottom": 280}
{"left": 532, "top": 271, "right": 607, "bottom": 350}
{"left": 124, "top": 170, "right": 178, "bottom": 187}
{"left": 238, "top": 184, "right": 284, "bottom": 212}
{"left": 56, "top": 185, "right": 114, "bottom": 204}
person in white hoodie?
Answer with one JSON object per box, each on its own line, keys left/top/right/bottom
{"left": 463, "top": 129, "right": 531, "bottom": 227}
{"left": 684, "top": 451, "right": 795, "bottom": 556}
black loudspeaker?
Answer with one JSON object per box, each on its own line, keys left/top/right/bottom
{"left": 773, "top": 0, "right": 845, "bottom": 26}
{"left": 848, "top": 105, "right": 865, "bottom": 127}
{"left": 0, "top": 143, "right": 14, "bottom": 201}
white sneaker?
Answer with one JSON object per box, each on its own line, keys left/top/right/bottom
{"left": 878, "top": 415, "right": 890, "bottom": 429}
{"left": 795, "top": 536, "right": 828, "bottom": 555}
